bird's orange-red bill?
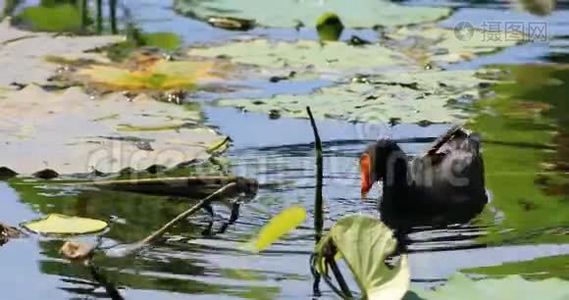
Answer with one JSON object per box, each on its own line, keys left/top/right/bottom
{"left": 360, "top": 153, "right": 372, "bottom": 199}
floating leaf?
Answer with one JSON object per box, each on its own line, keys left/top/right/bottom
{"left": 73, "top": 55, "right": 227, "bottom": 92}
{"left": 0, "top": 19, "right": 122, "bottom": 87}
{"left": 219, "top": 69, "right": 495, "bottom": 123}
{"left": 247, "top": 206, "right": 306, "bottom": 252}
{"left": 174, "top": 0, "right": 451, "bottom": 28}
{"left": 385, "top": 24, "right": 525, "bottom": 64}
{"left": 23, "top": 214, "right": 108, "bottom": 235}
{"left": 315, "top": 215, "right": 409, "bottom": 300}
{"left": 410, "top": 273, "right": 569, "bottom": 300}
{"left": 0, "top": 85, "right": 224, "bottom": 174}
{"left": 188, "top": 39, "right": 409, "bottom": 75}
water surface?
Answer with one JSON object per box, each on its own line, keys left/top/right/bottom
{"left": 2, "top": 0, "right": 569, "bottom": 298}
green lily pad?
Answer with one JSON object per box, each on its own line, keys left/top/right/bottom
{"left": 23, "top": 214, "right": 108, "bottom": 235}
{"left": 188, "top": 39, "right": 410, "bottom": 76}
{"left": 219, "top": 69, "right": 493, "bottom": 123}
{"left": 315, "top": 215, "right": 409, "bottom": 299}
{"left": 410, "top": 273, "right": 569, "bottom": 300}
{"left": 246, "top": 206, "right": 307, "bottom": 252}
{"left": 174, "top": 0, "right": 451, "bottom": 28}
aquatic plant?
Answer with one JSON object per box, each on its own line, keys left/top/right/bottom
{"left": 313, "top": 215, "right": 410, "bottom": 299}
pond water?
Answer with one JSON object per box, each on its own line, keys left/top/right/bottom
{"left": 2, "top": 0, "right": 569, "bottom": 299}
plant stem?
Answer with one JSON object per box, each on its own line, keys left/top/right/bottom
{"left": 327, "top": 256, "right": 353, "bottom": 299}
{"left": 307, "top": 106, "right": 324, "bottom": 296}
{"left": 306, "top": 106, "right": 323, "bottom": 240}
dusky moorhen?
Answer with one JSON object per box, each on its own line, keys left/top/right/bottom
{"left": 360, "top": 125, "right": 488, "bottom": 225}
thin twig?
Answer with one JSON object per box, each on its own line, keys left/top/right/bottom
{"left": 102, "top": 183, "right": 237, "bottom": 257}
{"left": 139, "top": 182, "right": 237, "bottom": 245}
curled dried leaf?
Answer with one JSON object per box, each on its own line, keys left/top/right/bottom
{"left": 59, "top": 241, "right": 95, "bottom": 261}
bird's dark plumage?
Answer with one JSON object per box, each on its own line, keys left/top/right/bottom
{"left": 360, "top": 125, "right": 488, "bottom": 227}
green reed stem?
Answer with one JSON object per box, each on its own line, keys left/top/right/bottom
{"left": 307, "top": 106, "right": 324, "bottom": 296}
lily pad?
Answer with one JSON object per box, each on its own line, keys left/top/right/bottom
{"left": 72, "top": 54, "right": 228, "bottom": 92}
{"left": 219, "top": 69, "right": 493, "bottom": 123}
{"left": 23, "top": 214, "right": 108, "bottom": 235}
{"left": 0, "top": 85, "right": 226, "bottom": 174}
{"left": 410, "top": 273, "right": 569, "bottom": 300}
{"left": 174, "top": 0, "right": 451, "bottom": 28}
{"left": 188, "top": 39, "right": 410, "bottom": 76}
{"left": 315, "top": 215, "right": 409, "bottom": 299}
{"left": 385, "top": 24, "right": 525, "bottom": 64}
{"left": 246, "top": 206, "right": 307, "bottom": 252}
{"left": 0, "top": 18, "right": 123, "bottom": 87}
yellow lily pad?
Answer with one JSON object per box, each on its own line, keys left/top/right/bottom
{"left": 23, "top": 214, "right": 108, "bottom": 235}
{"left": 75, "top": 56, "right": 226, "bottom": 92}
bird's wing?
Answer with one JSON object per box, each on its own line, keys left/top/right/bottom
{"left": 418, "top": 125, "right": 475, "bottom": 166}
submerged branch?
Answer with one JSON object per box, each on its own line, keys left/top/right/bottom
{"left": 139, "top": 182, "right": 238, "bottom": 245}
{"left": 102, "top": 182, "right": 239, "bottom": 257}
